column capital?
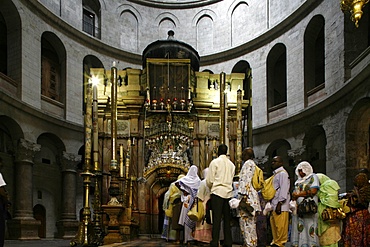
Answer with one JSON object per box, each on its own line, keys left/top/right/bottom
{"left": 15, "top": 138, "right": 41, "bottom": 163}
{"left": 61, "top": 151, "right": 81, "bottom": 172}
{"left": 287, "top": 146, "right": 306, "bottom": 158}
{"left": 255, "top": 155, "right": 269, "bottom": 167}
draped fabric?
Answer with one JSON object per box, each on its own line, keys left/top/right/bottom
{"left": 291, "top": 161, "right": 320, "bottom": 247}
{"left": 177, "top": 165, "right": 201, "bottom": 243}
{"left": 354, "top": 173, "right": 370, "bottom": 208}
{"left": 316, "top": 173, "right": 341, "bottom": 247}
{"left": 342, "top": 172, "right": 370, "bottom": 247}
{"left": 317, "top": 173, "right": 341, "bottom": 209}
{"left": 194, "top": 168, "right": 212, "bottom": 243}
{"left": 162, "top": 174, "right": 186, "bottom": 241}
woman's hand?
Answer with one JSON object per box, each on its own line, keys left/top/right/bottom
{"left": 292, "top": 191, "right": 300, "bottom": 200}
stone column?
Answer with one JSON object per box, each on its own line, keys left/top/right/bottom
{"left": 7, "top": 138, "right": 41, "bottom": 240}
{"left": 56, "top": 152, "right": 80, "bottom": 239}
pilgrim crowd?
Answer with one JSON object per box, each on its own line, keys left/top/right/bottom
{"left": 161, "top": 145, "right": 370, "bottom": 247}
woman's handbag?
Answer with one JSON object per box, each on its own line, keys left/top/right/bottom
{"left": 187, "top": 199, "right": 205, "bottom": 222}
{"left": 238, "top": 195, "right": 254, "bottom": 216}
{"left": 297, "top": 197, "right": 318, "bottom": 216}
{"left": 321, "top": 207, "right": 346, "bottom": 222}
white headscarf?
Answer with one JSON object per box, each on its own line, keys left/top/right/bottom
{"left": 178, "top": 165, "right": 201, "bottom": 190}
{"left": 295, "top": 161, "right": 314, "bottom": 185}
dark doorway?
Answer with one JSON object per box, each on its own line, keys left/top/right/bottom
{"left": 33, "top": 204, "right": 46, "bottom": 238}
{"left": 158, "top": 192, "right": 165, "bottom": 233}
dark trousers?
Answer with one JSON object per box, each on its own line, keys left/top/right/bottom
{"left": 210, "top": 194, "right": 232, "bottom": 247}
{"left": 0, "top": 208, "right": 4, "bottom": 247}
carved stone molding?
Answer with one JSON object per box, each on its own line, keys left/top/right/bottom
{"left": 15, "top": 138, "right": 41, "bottom": 163}
{"left": 61, "top": 151, "right": 81, "bottom": 171}
{"left": 255, "top": 155, "right": 269, "bottom": 167}
{"left": 287, "top": 146, "right": 306, "bottom": 158}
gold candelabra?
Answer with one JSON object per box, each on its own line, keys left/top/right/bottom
{"left": 341, "top": 0, "right": 369, "bottom": 27}
{"left": 71, "top": 80, "right": 100, "bottom": 247}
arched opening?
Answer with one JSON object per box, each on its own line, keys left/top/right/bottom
{"left": 303, "top": 125, "right": 327, "bottom": 175}
{"left": 0, "top": 0, "right": 22, "bottom": 86}
{"left": 267, "top": 43, "right": 287, "bottom": 122}
{"left": 232, "top": 60, "right": 252, "bottom": 147}
{"left": 41, "top": 32, "right": 66, "bottom": 104}
{"left": 346, "top": 97, "right": 370, "bottom": 190}
{"left": 304, "top": 15, "right": 325, "bottom": 106}
{"left": 265, "top": 139, "right": 294, "bottom": 187}
{"left": 82, "top": 0, "right": 101, "bottom": 39}
{"left": 33, "top": 204, "right": 46, "bottom": 238}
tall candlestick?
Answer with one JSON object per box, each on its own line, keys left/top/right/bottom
{"left": 236, "top": 88, "right": 242, "bottom": 174}
{"left": 119, "top": 145, "right": 124, "bottom": 177}
{"left": 85, "top": 83, "right": 92, "bottom": 166}
{"left": 93, "top": 83, "right": 99, "bottom": 172}
{"left": 111, "top": 66, "right": 118, "bottom": 163}
{"left": 126, "top": 139, "right": 131, "bottom": 179}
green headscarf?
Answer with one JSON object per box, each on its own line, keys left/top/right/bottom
{"left": 317, "top": 173, "right": 341, "bottom": 208}
{"left": 317, "top": 173, "right": 341, "bottom": 239}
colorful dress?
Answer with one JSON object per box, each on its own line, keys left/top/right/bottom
{"left": 238, "top": 159, "right": 261, "bottom": 247}
{"left": 193, "top": 177, "right": 212, "bottom": 243}
{"left": 316, "top": 173, "right": 342, "bottom": 247}
{"left": 342, "top": 172, "right": 370, "bottom": 247}
{"left": 291, "top": 162, "right": 320, "bottom": 247}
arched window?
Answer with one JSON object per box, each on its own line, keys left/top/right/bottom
{"left": 304, "top": 15, "right": 325, "bottom": 106}
{"left": 41, "top": 32, "right": 66, "bottom": 104}
{"left": 0, "top": 14, "right": 6, "bottom": 75}
{"left": 267, "top": 43, "right": 287, "bottom": 118}
{"left": 82, "top": 55, "right": 104, "bottom": 112}
{"left": 232, "top": 60, "right": 252, "bottom": 147}
{"left": 82, "top": 0, "right": 101, "bottom": 39}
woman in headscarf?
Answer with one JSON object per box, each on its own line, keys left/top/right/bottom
{"left": 162, "top": 174, "right": 185, "bottom": 242}
{"left": 342, "top": 172, "right": 370, "bottom": 247}
{"left": 176, "top": 165, "right": 201, "bottom": 245}
{"left": 193, "top": 168, "right": 213, "bottom": 244}
{"left": 290, "top": 161, "right": 320, "bottom": 247}
{"left": 316, "top": 173, "right": 342, "bottom": 247}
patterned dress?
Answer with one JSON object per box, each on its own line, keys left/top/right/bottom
{"left": 342, "top": 172, "right": 370, "bottom": 247}
{"left": 238, "top": 159, "right": 261, "bottom": 247}
{"left": 291, "top": 168, "right": 320, "bottom": 247}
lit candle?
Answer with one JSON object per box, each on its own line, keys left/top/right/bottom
{"left": 112, "top": 61, "right": 116, "bottom": 67}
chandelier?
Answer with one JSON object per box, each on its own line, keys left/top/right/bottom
{"left": 341, "top": 0, "right": 369, "bottom": 27}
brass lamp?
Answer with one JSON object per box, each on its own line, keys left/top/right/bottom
{"left": 341, "top": 0, "right": 369, "bottom": 27}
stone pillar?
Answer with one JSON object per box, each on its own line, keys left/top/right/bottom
{"left": 56, "top": 152, "right": 80, "bottom": 239}
{"left": 7, "top": 138, "right": 41, "bottom": 240}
